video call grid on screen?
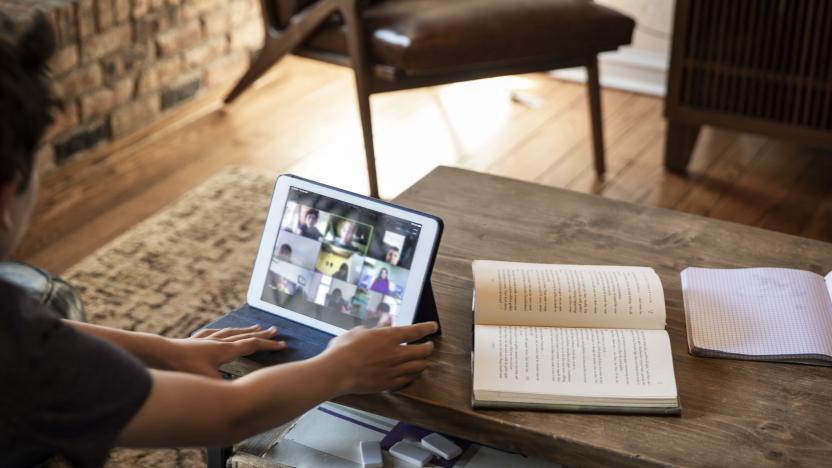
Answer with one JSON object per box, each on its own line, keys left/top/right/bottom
{"left": 261, "top": 186, "right": 423, "bottom": 329}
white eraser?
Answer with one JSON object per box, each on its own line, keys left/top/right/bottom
{"left": 421, "top": 433, "right": 462, "bottom": 460}
{"left": 389, "top": 441, "right": 433, "bottom": 466}
{"left": 359, "top": 441, "right": 382, "bottom": 468}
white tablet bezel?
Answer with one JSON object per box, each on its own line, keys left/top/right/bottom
{"left": 247, "top": 174, "right": 441, "bottom": 336}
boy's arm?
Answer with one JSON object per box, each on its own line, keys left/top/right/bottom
{"left": 65, "top": 320, "right": 284, "bottom": 377}
{"left": 117, "top": 322, "right": 438, "bottom": 447}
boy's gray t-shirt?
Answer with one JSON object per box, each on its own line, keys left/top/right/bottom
{"left": 0, "top": 280, "right": 152, "bottom": 468}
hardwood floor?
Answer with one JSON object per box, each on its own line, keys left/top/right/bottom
{"left": 18, "top": 55, "right": 832, "bottom": 274}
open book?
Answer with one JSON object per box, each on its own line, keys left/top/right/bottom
{"left": 471, "top": 261, "right": 680, "bottom": 414}
{"left": 681, "top": 267, "right": 832, "bottom": 366}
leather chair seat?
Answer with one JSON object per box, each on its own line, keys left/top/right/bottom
{"left": 305, "top": 0, "right": 635, "bottom": 75}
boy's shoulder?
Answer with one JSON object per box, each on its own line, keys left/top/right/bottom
{"left": 0, "top": 275, "right": 26, "bottom": 297}
{"left": 0, "top": 277, "right": 63, "bottom": 357}
{"left": 0, "top": 277, "right": 50, "bottom": 319}
{"left": 0, "top": 262, "right": 85, "bottom": 321}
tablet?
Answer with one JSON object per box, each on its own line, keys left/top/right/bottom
{"left": 247, "top": 175, "right": 443, "bottom": 336}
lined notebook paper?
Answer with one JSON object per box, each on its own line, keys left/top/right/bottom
{"left": 681, "top": 267, "right": 832, "bottom": 366}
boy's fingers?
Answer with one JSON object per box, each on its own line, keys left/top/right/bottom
{"left": 234, "top": 337, "right": 285, "bottom": 356}
{"left": 395, "top": 341, "right": 434, "bottom": 362}
{"left": 210, "top": 325, "right": 261, "bottom": 339}
{"left": 392, "top": 360, "right": 429, "bottom": 377}
{"left": 393, "top": 322, "right": 438, "bottom": 343}
{"left": 388, "top": 375, "right": 417, "bottom": 392}
{"left": 376, "top": 314, "right": 392, "bottom": 327}
{"left": 220, "top": 327, "right": 278, "bottom": 342}
{"left": 191, "top": 328, "right": 217, "bottom": 338}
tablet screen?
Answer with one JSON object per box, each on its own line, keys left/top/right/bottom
{"left": 259, "top": 186, "right": 423, "bottom": 330}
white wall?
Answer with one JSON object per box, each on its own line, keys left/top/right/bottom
{"left": 552, "top": 0, "right": 675, "bottom": 96}
{"left": 600, "top": 0, "right": 674, "bottom": 56}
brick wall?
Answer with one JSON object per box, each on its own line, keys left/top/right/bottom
{"left": 1, "top": 0, "right": 264, "bottom": 171}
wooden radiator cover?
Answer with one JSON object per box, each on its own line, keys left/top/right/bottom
{"left": 666, "top": 0, "right": 832, "bottom": 150}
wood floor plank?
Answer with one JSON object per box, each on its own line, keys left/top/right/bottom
{"left": 434, "top": 75, "right": 573, "bottom": 172}
{"left": 757, "top": 150, "right": 832, "bottom": 234}
{"left": 801, "top": 185, "right": 832, "bottom": 241}
{"left": 707, "top": 140, "right": 816, "bottom": 226}
{"left": 646, "top": 130, "right": 756, "bottom": 211}
{"left": 594, "top": 134, "right": 666, "bottom": 205}
{"left": 602, "top": 128, "right": 748, "bottom": 210}
{"left": 484, "top": 84, "right": 586, "bottom": 181}
{"left": 534, "top": 90, "right": 640, "bottom": 189}
{"left": 485, "top": 87, "right": 630, "bottom": 187}
{"left": 670, "top": 133, "right": 768, "bottom": 215}
{"left": 565, "top": 94, "right": 664, "bottom": 193}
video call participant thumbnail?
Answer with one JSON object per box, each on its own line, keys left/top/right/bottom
{"left": 313, "top": 276, "right": 357, "bottom": 312}
{"left": 325, "top": 288, "right": 350, "bottom": 313}
{"left": 286, "top": 205, "right": 328, "bottom": 241}
{"left": 358, "top": 258, "right": 409, "bottom": 300}
{"left": 370, "top": 268, "right": 391, "bottom": 295}
{"left": 366, "top": 221, "right": 419, "bottom": 270}
{"left": 272, "top": 230, "right": 323, "bottom": 271}
{"left": 356, "top": 290, "right": 395, "bottom": 324}
{"left": 315, "top": 243, "right": 363, "bottom": 283}
{"left": 384, "top": 246, "right": 400, "bottom": 266}
{"left": 332, "top": 263, "right": 349, "bottom": 281}
{"left": 324, "top": 216, "right": 371, "bottom": 254}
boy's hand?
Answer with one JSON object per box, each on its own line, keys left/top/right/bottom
{"left": 319, "top": 321, "right": 438, "bottom": 395}
{"left": 171, "top": 325, "right": 286, "bottom": 378}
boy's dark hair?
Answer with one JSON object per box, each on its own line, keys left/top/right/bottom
{"left": 305, "top": 209, "right": 319, "bottom": 219}
{"left": 0, "top": 13, "right": 56, "bottom": 193}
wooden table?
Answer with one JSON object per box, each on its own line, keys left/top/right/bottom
{"left": 228, "top": 166, "right": 832, "bottom": 467}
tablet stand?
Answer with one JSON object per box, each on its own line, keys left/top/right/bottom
{"left": 414, "top": 281, "right": 441, "bottom": 336}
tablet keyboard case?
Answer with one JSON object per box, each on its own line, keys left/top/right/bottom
{"left": 202, "top": 282, "right": 441, "bottom": 367}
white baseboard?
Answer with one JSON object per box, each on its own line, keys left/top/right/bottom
{"left": 550, "top": 47, "right": 669, "bottom": 96}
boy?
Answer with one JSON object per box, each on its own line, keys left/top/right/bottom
{"left": 296, "top": 208, "right": 322, "bottom": 240}
{"left": 0, "top": 15, "right": 437, "bottom": 467}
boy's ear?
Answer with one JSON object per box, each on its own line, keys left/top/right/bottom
{"left": 0, "top": 176, "right": 20, "bottom": 231}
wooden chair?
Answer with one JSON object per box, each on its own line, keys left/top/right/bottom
{"left": 225, "top": 0, "right": 635, "bottom": 197}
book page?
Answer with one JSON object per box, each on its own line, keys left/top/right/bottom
{"left": 682, "top": 267, "right": 832, "bottom": 357}
{"left": 473, "top": 325, "right": 677, "bottom": 399}
{"left": 472, "top": 260, "right": 666, "bottom": 329}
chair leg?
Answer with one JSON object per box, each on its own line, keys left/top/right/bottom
{"left": 355, "top": 83, "right": 380, "bottom": 198}
{"left": 224, "top": 37, "right": 291, "bottom": 104}
{"left": 224, "top": 0, "right": 343, "bottom": 104}
{"left": 586, "top": 56, "right": 606, "bottom": 179}
{"left": 341, "top": 1, "right": 380, "bottom": 198}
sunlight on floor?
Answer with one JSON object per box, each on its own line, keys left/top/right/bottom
{"left": 435, "top": 75, "right": 540, "bottom": 157}
{"left": 280, "top": 72, "right": 546, "bottom": 199}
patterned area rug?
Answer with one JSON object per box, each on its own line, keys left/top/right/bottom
{"left": 62, "top": 167, "right": 275, "bottom": 467}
